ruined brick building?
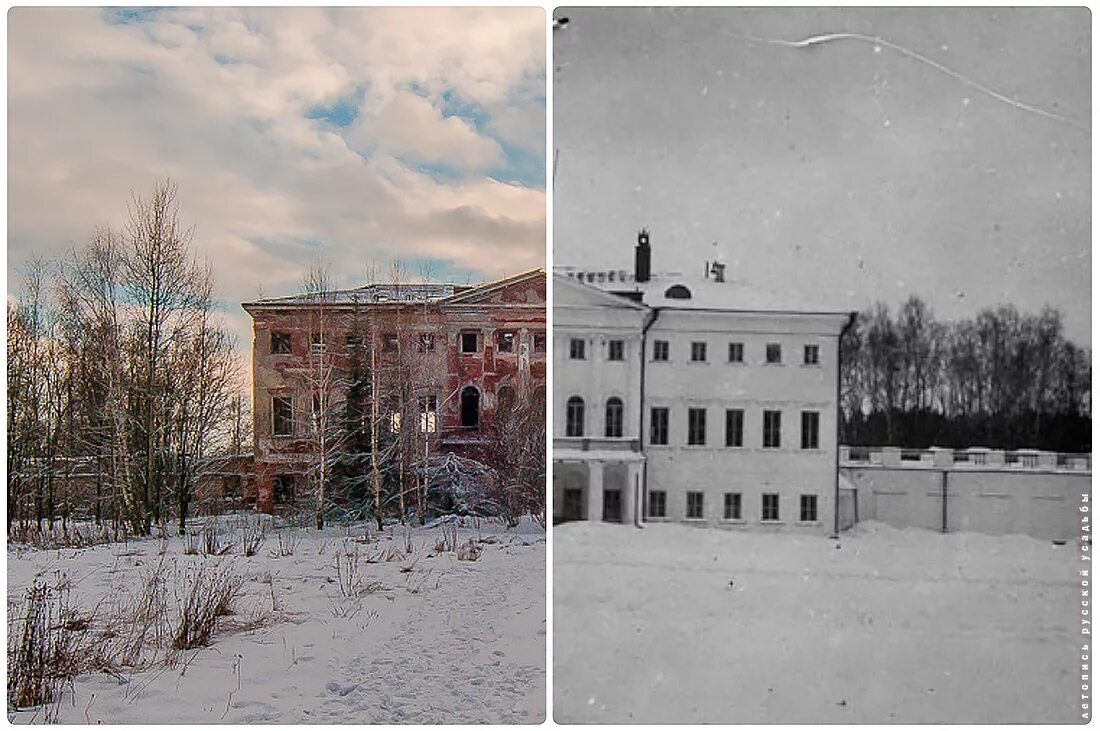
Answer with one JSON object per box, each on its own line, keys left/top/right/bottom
{"left": 242, "top": 269, "right": 546, "bottom": 513}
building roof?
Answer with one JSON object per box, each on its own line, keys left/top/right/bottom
{"left": 242, "top": 268, "right": 544, "bottom": 311}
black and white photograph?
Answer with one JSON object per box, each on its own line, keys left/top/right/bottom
{"left": 6, "top": 6, "right": 547, "bottom": 723}
{"left": 552, "top": 6, "right": 1090, "bottom": 724}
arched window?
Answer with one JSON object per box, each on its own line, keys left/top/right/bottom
{"left": 497, "top": 385, "right": 516, "bottom": 414}
{"left": 665, "top": 284, "right": 692, "bottom": 299}
{"left": 460, "top": 386, "right": 480, "bottom": 428}
{"left": 605, "top": 397, "right": 624, "bottom": 438}
{"left": 566, "top": 396, "right": 585, "bottom": 437}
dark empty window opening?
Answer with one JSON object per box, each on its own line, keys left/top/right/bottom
{"left": 460, "top": 386, "right": 480, "bottom": 428}
{"left": 345, "top": 334, "right": 362, "bottom": 350}
{"left": 566, "top": 396, "right": 585, "bottom": 437}
{"left": 497, "top": 331, "right": 516, "bottom": 353}
{"left": 271, "top": 332, "right": 292, "bottom": 355}
{"left": 533, "top": 332, "right": 546, "bottom": 353}
{"left": 419, "top": 333, "right": 435, "bottom": 352}
{"left": 665, "top": 284, "right": 692, "bottom": 299}
{"left": 726, "top": 409, "right": 744, "bottom": 447}
{"left": 608, "top": 339, "right": 625, "bottom": 361}
{"left": 461, "top": 331, "right": 478, "bottom": 354}
{"left": 272, "top": 396, "right": 293, "bottom": 437}
{"left": 383, "top": 334, "right": 399, "bottom": 352}
{"left": 273, "top": 474, "right": 296, "bottom": 506}
{"left": 766, "top": 343, "right": 783, "bottom": 364}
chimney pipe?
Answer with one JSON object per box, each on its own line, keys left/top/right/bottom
{"left": 635, "top": 229, "right": 651, "bottom": 283}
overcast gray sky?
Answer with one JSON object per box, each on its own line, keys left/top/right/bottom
{"left": 553, "top": 7, "right": 1090, "bottom": 344}
{"left": 9, "top": 7, "right": 545, "bottom": 352}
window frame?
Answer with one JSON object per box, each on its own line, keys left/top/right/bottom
{"left": 725, "top": 408, "right": 744, "bottom": 447}
{"left": 724, "top": 492, "right": 743, "bottom": 520}
{"left": 765, "top": 342, "right": 783, "bottom": 364}
{"left": 652, "top": 339, "right": 669, "bottom": 362}
{"left": 569, "top": 338, "right": 586, "bottom": 360}
{"left": 801, "top": 411, "right": 820, "bottom": 449}
{"left": 271, "top": 331, "right": 292, "bottom": 355}
{"left": 800, "top": 494, "right": 818, "bottom": 522}
{"left": 497, "top": 330, "right": 516, "bottom": 353}
{"left": 648, "top": 490, "right": 667, "bottom": 518}
{"left": 763, "top": 410, "right": 782, "bottom": 448}
{"left": 565, "top": 396, "right": 585, "bottom": 437}
{"left": 607, "top": 339, "right": 625, "bottom": 362}
{"left": 686, "top": 491, "right": 705, "bottom": 520}
{"left": 272, "top": 395, "right": 294, "bottom": 437}
{"left": 690, "top": 341, "right": 708, "bottom": 362}
{"left": 650, "top": 407, "right": 669, "bottom": 446}
{"left": 687, "top": 407, "right": 707, "bottom": 446}
{"left": 460, "top": 331, "right": 479, "bottom": 354}
{"left": 803, "top": 344, "right": 820, "bottom": 365}
{"left": 728, "top": 342, "right": 744, "bottom": 363}
{"left": 605, "top": 397, "right": 625, "bottom": 438}
{"left": 762, "top": 493, "right": 780, "bottom": 522}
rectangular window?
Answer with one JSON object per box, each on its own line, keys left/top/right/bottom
{"left": 273, "top": 474, "right": 295, "bottom": 505}
{"left": 653, "top": 340, "right": 669, "bottom": 361}
{"left": 272, "top": 396, "right": 293, "bottom": 437}
{"left": 691, "top": 341, "right": 707, "bottom": 362}
{"left": 801, "top": 411, "right": 820, "bottom": 449}
{"left": 766, "top": 343, "right": 782, "bottom": 364}
{"left": 310, "top": 333, "right": 325, "bottom": 355}
{"left": 724, "top": 493, "right": 742, "bottom": 520}
{"left": 345, "top": 334, "right": 362, "bottom": 350}
{"left": 461, "top": 331, "right": 478, "bottom": 353}
{"left": 728, "top": 342, "right": 744, "bottom": 363}
{"left": 688, "top": 408, "right": 707, "bottom": 446}
{"left": 648, "top": 490, "right": 667, "bottom": 518}
{"left": 800, "top": 494, "right": 818, "bottom": 522}
{"left": 569, "top": 338, "right": 586, "bottom": 360}
{"left": 390, "top": 411, "right": 402, "bottom": 433}
{"left": 804, "top": 344, "right": 820, "bottom": 365}
{"left": 762, "top": 493, "right": 779, "bottom": 521}
{"left": 608, "top": 339, "right": 625, "bottom": 361}
{"left": 419, "top": 333, "right": 435, "bottom": 352}
{"left": 725, "top": 409, "right": 744, "bottom": 447}
{"left": 497, "top": 331, "right": 515, "bottom": 353}
{"left": 383, "top": 334, "right": 399, "bottom": 352}
{"left": 533, "top": 332, "right": 546, "bottom": 353}
{"left": 271, "top": 332, "right": 291, "bottom": 355}
{"left": 686, "top": 491, "right": 705, "bottom": 519}
{"left": 418, "top": 395, "right": 437, "bottom": 433}
{"left": 650, "top": 407, "right": 669, "bottom": 446}
{"left": 763, "top": 410, "right": 782, "bottom": 448}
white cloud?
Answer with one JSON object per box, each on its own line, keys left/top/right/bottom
{"left": 8, "top": 6, "right": 547, "bottom": 352}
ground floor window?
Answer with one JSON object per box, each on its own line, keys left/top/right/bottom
{"left": 274, "top": 474, "right": 296, "bottom": 505}
{"left": 562, "top": 487, "right": 584, "bottom": 521}
{"left": 724, "top": 492, "right": 742, "bottom": 520}
{"left": 762, "top": 493, "right": 779, "bottom": 521}
{"left": 686, "top": 491, "right": 704, "bottom": 519}
{"left": 648, "top": 490, "right": 667, "bottom": 518}
{"left": 800, "top": 494, "right": 818, "bottom": 522}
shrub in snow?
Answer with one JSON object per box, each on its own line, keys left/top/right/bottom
{"left": 7, "top": 584, "right": 82, "bottom": 717}
{"left": 170, "top": 564, "right": 243, "bottom": 651}
{"left": 457, "top": 539, "right": 483, "bottom": 562}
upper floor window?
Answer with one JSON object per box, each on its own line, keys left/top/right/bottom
{"left": 728, "top": 342, "right": 744, "bottom": 363}
{"left": 688, "top": 408, "right": 707, "bottom": 446}
{"left": 310, "top": 333, "right": 326, "bottom": 355}
{"left": 690, "top": 342, "right": 707, "bottom": 362}
{"left": 608, "top": 340, "right": 625, "bottom": 361}
{"left": 650, "top": 407, "right": 669, "bottom": 445}
{"left": 605, "top": 397, "right": 624, "bottom": 437}
{"left": 804, "top": 344, "right": 820, "bottom": 365}
{"left": 272, "top": 396, "right": 294, "bottom": 437}
{"left": 801, "top": 411, "right": 820, "bottom": 449}
{"left": 762, "top": 493, "right": 780, "bottom": 521}
{"left": 566, "top": 396, "right": 585, "bottom": 437}
{"left": 271, "top": 332, "right": 292, "bottom": 355}
{"left": 419, "top": 333, "right": 435, "bottom": 352}
{"left": 763, "top": 410, "right": 782, "bottom": 448}
{"left": 533, "top": 332, "right": 546, "bottom": 353}
{"left": 569, "top": 338, "right": 586, "bottom": 360}
{"left": 419, "top": 395, "right": 438, "bottom": 433}
{"left": 345, "top": 334, "right": 362, "bottom": 351}
{"left": 686, "top": 491, "right": 704, "bottom": 519}
{"left": 497, "top": 331, "right": 516, "bottom": 353}
{"left": 766, "top": 343, "right": 782, "bottom": 364}
{"left": 460, "top": 331, "right": 479, "bottom": 354}
{"left": 725, "top": 409, "right": 744, "bottom": 447}
{"left": 383, "top": 334, "right": 399, "bottom": 352}
{"left": 653, "top": 340, "right": 669, "bottom": 361}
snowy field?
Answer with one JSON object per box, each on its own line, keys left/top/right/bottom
{"left": 554, "top": 520, "right": 1082, "bottom": 724}
{"left": 9, "top": 515, "right": 545, "bottom": 724}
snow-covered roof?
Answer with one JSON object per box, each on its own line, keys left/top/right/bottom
{"left": 243, "top": 282, "right": 465, "bottom": 307}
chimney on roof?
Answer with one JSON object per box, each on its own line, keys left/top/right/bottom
{"left": 635, "top": 229, "right": 651, "bottom": 283}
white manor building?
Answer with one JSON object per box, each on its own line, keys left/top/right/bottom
{"left": 553, "top": 231, "right": 855, "bottom": 534}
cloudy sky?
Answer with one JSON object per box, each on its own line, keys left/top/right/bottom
{"left": 554, "top": 7, "right": 1091, "bottom": 345}
{"left": 9, "top": 6, "right": 546, "bottom": 351}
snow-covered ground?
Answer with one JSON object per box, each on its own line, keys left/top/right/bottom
{"left": 9, "top": 515, "right": 545, "bottom": 724}
{"left": 554, "top": 520, "right": 1082, "bottom": 724}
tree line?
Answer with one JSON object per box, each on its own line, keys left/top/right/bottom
{"left": 840, "top": 295, "right": 1091, "bottom": 452}
{"left": 7, "top": 181, "right": 246, "bottom": 536}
